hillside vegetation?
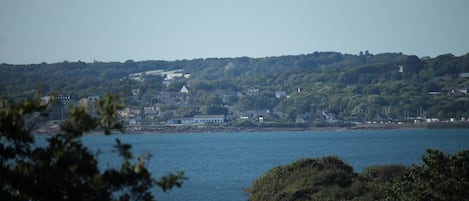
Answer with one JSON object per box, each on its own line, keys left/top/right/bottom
{"left": 2, "top": 51, "right": 469, "bottom": 125}
{"left": 246, "top": 149, "right": 469, "bottom": 201}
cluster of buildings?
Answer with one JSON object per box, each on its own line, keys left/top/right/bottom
{"left": 37, "top": 68, "right": 469, "bottom": 129}
{"left": 119, "top": 86, "right": 286, "bottom": 126}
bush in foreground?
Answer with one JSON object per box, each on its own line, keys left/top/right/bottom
{"left": 0, "top": 94, "right": 185, "bottom": 201}
{"left": 247, "top": 149, "right": 469, "bottom": 201}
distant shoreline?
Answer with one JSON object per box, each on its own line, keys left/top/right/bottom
{"left": 111, "top": 123, "right": 446, "bottom": 134}
{"left": 33, "top": 122, "right": 469, "bottom": 135}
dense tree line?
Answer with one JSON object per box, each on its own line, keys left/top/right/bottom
{"left": 2, "top": 51, "right": 469, "bottom": 121}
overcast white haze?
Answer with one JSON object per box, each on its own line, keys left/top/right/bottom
{"left": 1, "top": 0, "right": 469, "bottom": 64}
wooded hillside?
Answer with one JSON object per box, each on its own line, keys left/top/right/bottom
{"left": 2, "top": 51, "right": 469, "bottom": 123}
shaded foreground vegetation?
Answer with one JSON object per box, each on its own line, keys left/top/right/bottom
{"left": 0, "top": 95, "right": 185, "bottom": 201}
{"left": 246, "top": 149, "right": 469, "bottom": 201}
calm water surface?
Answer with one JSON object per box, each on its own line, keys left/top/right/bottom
{"left": 41, "top": 129, "right": 469, "bottom": 201}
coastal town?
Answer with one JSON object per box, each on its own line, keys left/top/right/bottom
{"left": 3, "top": 1, "right": 469, "bottom": 201}
{"left": 34, "top": 66, "right": 469, "bottom": 134}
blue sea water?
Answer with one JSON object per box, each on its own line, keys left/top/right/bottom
{"left": 38, "top": 129, "right": 469, "bottom": 201}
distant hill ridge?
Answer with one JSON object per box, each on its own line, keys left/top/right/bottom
{"left": 1, "top": 51, "right": 469, "bottom": 121}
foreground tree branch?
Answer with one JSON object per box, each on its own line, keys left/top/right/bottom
{"left": 0, "top": 94, "right": 185, "bottom": 201}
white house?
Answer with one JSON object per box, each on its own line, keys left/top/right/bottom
{"left": 117, "top": 108, "right": 134, "bottom": 118}
{"left": 180, "top": 85, "right": 190, "bottom": 94}
{"left": 247, "top": 88, "right": 259, "bottom": 96}
{"left": 459, "top": 73, "right": 469, "bottom": 78}
{"left": 275, "top": 91, "right": 287, "bottom": 98}
{"left": 131, "top": 88, "right": 140, "bottom": 96}
{"left": 143, "top": 106, "right": 160, "bottom": 119}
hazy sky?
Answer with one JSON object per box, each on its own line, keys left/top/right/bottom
{"left": 1, "top": 0, "right": 469, "bottom": 64}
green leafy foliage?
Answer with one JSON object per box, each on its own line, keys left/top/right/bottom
{"left": 247, "top": 149, "right": 469, "bottom": 201}
{"left": 2, "top": 51, "right": 469, "bottom": 122}
{"left": 391, "top": 149, "right": 469, "bottom": 201}
{"left": 0, "top": 95, "right": 185, "bottom": 201}
{"left": 358, "top": 165, "right": 408, "bottom": 200}
{"left": 246, "top": 156, "right": 358, "bottom": 201}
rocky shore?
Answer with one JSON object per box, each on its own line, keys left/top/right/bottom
{"left": 34, "top": 122, "right": 469, "bottom": 135}
{"left": 122, "top": 123, "right": 431, "bottom": 134}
